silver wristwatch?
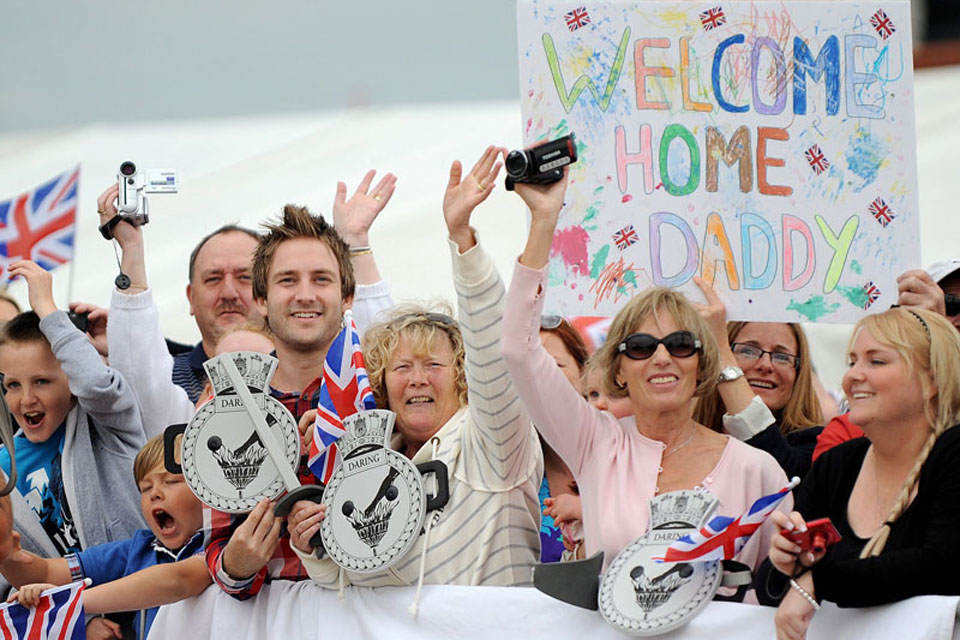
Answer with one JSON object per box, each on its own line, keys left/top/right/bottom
{"left": 718, "top": 365, "right": 744, "bottom": 383}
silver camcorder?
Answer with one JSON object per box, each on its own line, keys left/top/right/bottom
{"left": 116, "top": 161, "right": 178, "bottom": 226}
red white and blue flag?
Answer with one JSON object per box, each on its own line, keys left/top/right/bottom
{"left": 804, "top": 144, "right": 830, "bottom": 175}
{"left": 862, "top": 281, "right": 882, "bottom": 310}
{"left": 564, "top": 6, "right": 591, "bottom": 31}
{"left": 0, "top": 582, "right": 86, "bottom": 640}
{"left": 869, "top": 196, "right": 895, "bottom": 228}
{"left": 652, "top": 478, "right": 799, "bottom": 563}
{"left": 307, "top": 310, "right": 378, "bottom": 484}
{"left": 613, "top": 224, "right": 638, "bottom": 251}
{"left": 699, "top": 6, "right": 726, "bottom": 30}
{"left": 0, "top": 166, "right": 79, "bottom": 284}
{"left": 870, "top": 9, "right": 896, "bottom": 40}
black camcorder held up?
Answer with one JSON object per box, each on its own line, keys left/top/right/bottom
{"left": 504, "top": 133, "right": 578, "bottom": 191}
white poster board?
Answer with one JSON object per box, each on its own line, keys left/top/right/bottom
{"left": 516, "top": 1, "right": 918, "bottom": 322}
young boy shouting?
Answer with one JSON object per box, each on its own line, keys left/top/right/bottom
{"left": 2, "top": 434, "right": 210, "bottom": 639}
{"left": 0, "top": 260, "right": 145, "bottom": 591}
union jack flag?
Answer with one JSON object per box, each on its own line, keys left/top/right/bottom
{"left": 307, "top": 310, "right": 378, "bottom": 484}
{"left": 564, "top": 6, "right": 591, "bottom": 31}
{"left": 613, "top": 224, "right": 638, "bottom": 251}
{"left": 862, "top": 281, "right": 881, "bottom": 310}
{"left": 699, "top": 6, "right": 726, "bottom": 30}
{"left": 869, "top": 196, "right": 895, "bottom": 228}
{"left": 0, "top": 581, "right": 86, "bottom": 640}
{"left": 870, "top": 9, "right": 896, "bottom": 40}
{"left": 0, "top": 166, "right": 79, "bottom": 284}
{"left": 804, "top": 144, "right": 830, "bottom": 175}
{"left": 652, "top": 478, "right": 799, "bottom": 563}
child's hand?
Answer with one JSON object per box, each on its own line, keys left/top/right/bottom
{"left": 68, "top": 302, "right": 109, "bottom": 357}
{"left": 287, "top": 500, "right": 326, "bottom": 554}
{"left": 8, "top": 582, "right": 56, "bottom": 607}
{"left": 7, "top": 260, "right": 56, "bottom": 319}
{"left": 86, "top": 617, "right": 122, "bottom": 640}
{"left": 543, "top": 493, "right": 583, "bottom": 527}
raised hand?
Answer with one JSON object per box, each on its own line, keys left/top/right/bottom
{"left": 96, "top": 184, "right": 142, "bottom": 249}
{"left": 68, "top": 302, "right": 109, "bottom": 357}
{"left": 897, "top": 269, "right": 946, "bottom": 316}
{"left": 333, "top": 170, "right": 397, "bottom": 248}
{"left": 7, "top": 260, "right": 56, "bottom": 319}
{"left": 691, "top": 276, "right": 731, "bottom": 357}
{"left": 443, "top": 145, "right": 504, "bottom": 252}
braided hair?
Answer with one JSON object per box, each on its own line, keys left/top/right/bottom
{"left": 856, "top": 307, "right": 960, "bottom": 558}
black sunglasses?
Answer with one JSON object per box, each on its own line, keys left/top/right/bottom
{"left": 618, "top": 331, "right": 702, "bottom": 360}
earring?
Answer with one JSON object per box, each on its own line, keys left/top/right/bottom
{"left": 615, "top": 379, "right": 627, "bottom": 390}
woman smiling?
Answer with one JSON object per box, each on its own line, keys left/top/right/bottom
{"left": 501, "top": 169, "right": 789, "bottom": 578}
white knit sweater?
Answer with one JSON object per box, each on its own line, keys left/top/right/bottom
{"left": 296, "top": 235, "right": 543, "bottom": 588}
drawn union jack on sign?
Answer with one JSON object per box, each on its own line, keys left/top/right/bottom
{"left": 870, "top": 9, "right": 896, "bottom": 39}
{"left": 869, "top": 197, "right": 895, "bottom": 228}
{"left": 564, "top": 6, "right": 591, "bottom": 31}
{"left": 804, "top": 144, "right": 830, "bottom": 175}
{"left": 863, "top": 281, "right": 881, "bottom": 310}
{"left": 613, "top": 224, "right": 638, "bottom": 251}
{"left": 699, "top": 6, "right": 726, "bottom": 31}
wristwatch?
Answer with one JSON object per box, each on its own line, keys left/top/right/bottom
{"left": 718, "top": 365, "right": 744, "bottom": 383}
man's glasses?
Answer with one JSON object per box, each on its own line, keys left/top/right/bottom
{"left": 618, "top": 331, "right": 701, "bottom": 360}
{"left": 731, "top": 343, "right": 799, "bottom": 370}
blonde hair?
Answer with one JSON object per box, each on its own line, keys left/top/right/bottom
{"left": 133, "top": 434, "right": 167, "bottom": 485}
{"left": 362, "top": 303, "right": 468, "bottom": 410}
{"left": 856, "top": 307, "right": 960, "bottom": 557}
{"left": 693, "top": 322, "right": 822, "bottom": 433}
{"left": 595, "top": 287, "right": 720, "bottom": 400}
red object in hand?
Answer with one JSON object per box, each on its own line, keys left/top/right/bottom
{"left": 782, "top": 517, "right": 842, "bottom": 554}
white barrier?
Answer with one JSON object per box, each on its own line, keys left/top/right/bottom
{"left": 149, "top": 582, "right": 960, "bottom": 640}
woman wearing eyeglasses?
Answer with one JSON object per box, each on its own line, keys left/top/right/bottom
{"left": 692, "top": 284, "right": 824, "bottom": 479}
{"left": 501, "top": 171, "right": 789, "bottom": 579}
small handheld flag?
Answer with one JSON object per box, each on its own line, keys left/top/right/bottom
{"left": 652, "top": 477, "right": 800, "bottom": 563}
{"left": 307, "top": 310, "right": 378, "bottom": 484}
{"left": 0, "top": 581, "right": 87, "bottom": 640}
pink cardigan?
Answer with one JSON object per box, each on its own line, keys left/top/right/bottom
{"left": 501, "top": 260, "right": 790, "bottom": 572}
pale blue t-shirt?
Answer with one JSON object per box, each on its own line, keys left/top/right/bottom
{"left": 0, "top": 424, "right": 81, "bottom": 554}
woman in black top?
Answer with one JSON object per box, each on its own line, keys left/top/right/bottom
{"left": 764, "top": 306, "right": 960, "bottom": 640}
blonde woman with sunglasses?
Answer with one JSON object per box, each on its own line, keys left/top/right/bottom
{"left": 501, "top": 169, "right": 789, "bottom": 586}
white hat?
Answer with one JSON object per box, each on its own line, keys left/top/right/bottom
{"left": 926, "top": 259, "right": 960, "bottom": 284}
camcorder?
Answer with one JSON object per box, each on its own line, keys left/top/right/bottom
{"left": 945, "top": 293, "right": 960, "bottom": 317}
{"left": 504, "top": 133, "right": 578, "bottom": 191}
{"left": 116, "top": 161, "right": 178, "bottom": 226}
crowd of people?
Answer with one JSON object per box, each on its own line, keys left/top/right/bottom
{"left": 0, "top": 145, "right": 957, "bottom": 640}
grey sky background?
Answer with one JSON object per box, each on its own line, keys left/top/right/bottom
{"left": 0, "top": 1, "right": 520, "bottom": 132}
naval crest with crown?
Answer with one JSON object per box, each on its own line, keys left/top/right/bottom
{"left": 598, "top": 490, "right": 724, "bottom": 636}
{"left": 320, "top": 409, "right": 447, "bottom": 573}
{"left": 169, "top": 352, "right": 301, "bottom": 513}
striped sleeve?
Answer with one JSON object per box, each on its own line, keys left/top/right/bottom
{"left": 449, "top": 234, "right": 539, "bottom": 491}
{"left": 203, "top": 507, "right": 266, "bottom": 600}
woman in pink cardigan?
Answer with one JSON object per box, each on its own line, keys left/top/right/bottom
{"left": 500, "top": 168, "right": 789, "bottom": 582}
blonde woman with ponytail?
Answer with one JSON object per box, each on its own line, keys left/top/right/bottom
{"left": 761, "top": 307, "right": 960, "bottom": 640}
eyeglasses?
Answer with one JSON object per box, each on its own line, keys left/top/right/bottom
{"left": 540, "top": 315, "right": 564, "bottom": 330}
{"left": 731, "top": 343, "right": 799, "bottom": 370}
{"left": 618, "top": 331, "right": 701, "bottom": 360}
